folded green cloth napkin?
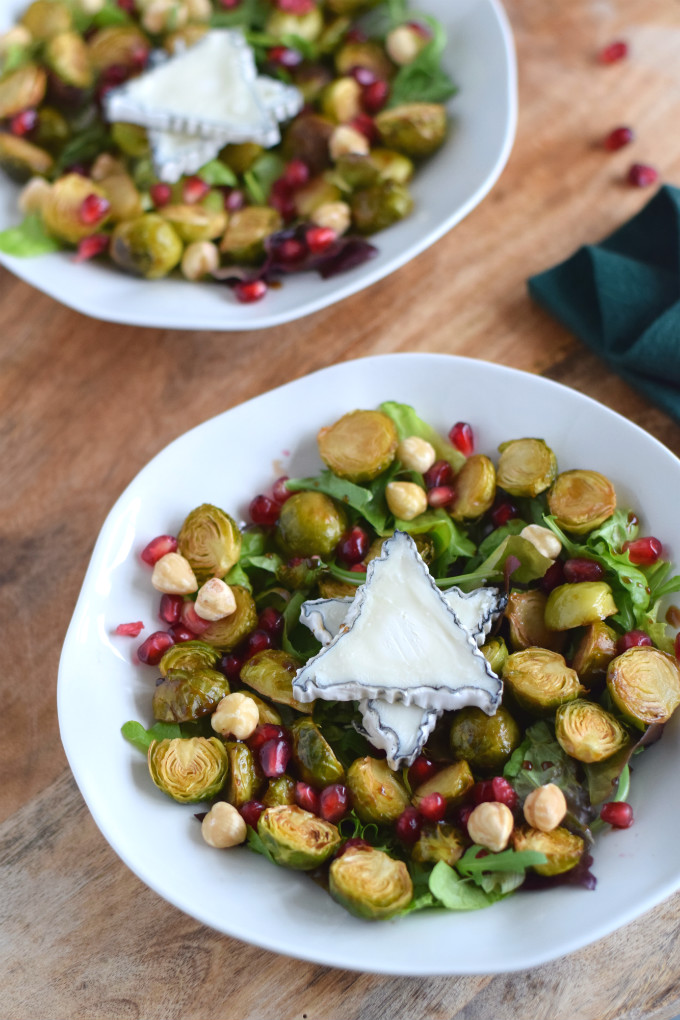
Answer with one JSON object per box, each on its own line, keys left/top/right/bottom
{"left": 528, "top": 185, "right": 680, "bottom": 424}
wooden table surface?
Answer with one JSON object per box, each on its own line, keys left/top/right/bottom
{"left": 3, "top": 0, "right": 680, "bottom": 1017}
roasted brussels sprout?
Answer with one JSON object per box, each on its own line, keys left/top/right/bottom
{"left": 411, "top": 823, "right": 466, "bottom": 866}
{"left": 347, "top": 756, "right": 410, "bottom": 823}
{"left": 570, "top": 621, "right": 618, "bottom": 687}
{"left": 111, "top": 122, "right": 150, "bottom": 158}
{"left": 449, "top": 706, "right": 521, "bottom": 772}
{"left": 502, "top": 648, "right": 583, "bottom": 713}
{"left": 246, "top": 693, "right": 282, "bottom": 726}
{"left": 350, "top": 179, "right": 413, "bottom": 234}
{"left": 240, "top": 648, "right": 312, "bottom": 712}
{"left": 45, "top": 31, "right": 93, "bottom": 89}
{"left": 294, "top": 175, "right": 343, "bottom": 218}
{"left": 158, "top": 638, "right": 220, "bottom": 678}
{"left": 111, "top": 213, "right": 183, "bottom": 279}
{"left": 0, "top": 64, "right": 47, "bottom": 120}
{"left": 554, "top": 699, "right": 628, "bottom": 763}
{"left": 329, "top": 845, "right": 413, "bottom": 919}
{"left": 291, "top": 717, "right": 345, "bottom": 787}
{"left": 547, "top": 470, "right": 617, "bottom": 534}
{"left": 0, "top": 133, "right": 52, "bottom": 182}
{"left": 318, "top": 576, "right": 357, "bottom": 598}
{"left": 43, "top": 173, "right": 111, "bottom": 243}
{"left": 220, "top": 205, "right": 282, "bottom": 263}
{"left": 100, "top": 173, "right": 143, "bottom": 222}
{"left": 152, "top": 667, "right": 230, "bottom": 723}
{"left": 544, "top": 582, "right": 617, "bottom": 631}
{"left": 512, "top": 825, "right": 584, "bottom": 876}
{"left": 257, "top": 804, "right": 341, "bottom": 869}
{"left": 262, "top": 774, "right": 296, "bottom": 808}
{"left": 375, "top": 103, "right": 447, "bottom": 158}
{"left": 265, "top": 8, "right": 324, "bottom": 43}
{"left": 225, "top": 740, "right": 263, "bottom": 807}
{"left": 21, "top": 0, "right": 71, "bottom": 39}
{"left": 148, "top": 736, "right": 228, "bottom": 803}
{"left": 31, "top": 106, "right": 69, "bottom": 152}
{"left": 321, "top": 76, "right": 362, "bottom": 123}
{"left": 607, "top": 645, "right": 680, "bottom": 728}
{"left": 88, "top": 26, "right": 150, "bottom": 72}
{"left": 449, "top": 454, "right": 496, "bottom": 521}
{"left": 369, "top": 148, "right": 415, "bottom": 184}
{"left": 177, "top": 504, "right": 241, "bottom": 582}
{"left": 200, "top": 586, "right": 258, "bottom": 651}
{"left": 283, "top": 113, "right": 335, "bottom": 175}
{"left": 505, "top": 590, "right": 565, "bottom": 652}
{"left": 334, "top": 38, "right": 393, "bottom": 80}
{"left": 219, "top": 141, "right": 264, "bottom": 175}
{"left": 317, "top": 409, "right": 398, "bottom": 483}
{"left": 496, "top": 438, "right": 557, "bottom": 498}
{"left": 276, "top": 491, "right": 348, "bottom": 558}
{"left": 411, "top": 760, "right": 474, "bottom": 809}
{"left": 160, "top": 203, "right": 227, "bottom": 243}
{"left": 481, "top": 635, "right": 509, "bottom": 674}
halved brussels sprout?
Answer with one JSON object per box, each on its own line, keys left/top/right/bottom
{"left": 158, "top": 638, "right": 220, "bottom": 678}
{"left": 294, "top": 175, "right": 342, "bottom": 218}
{"left": 247, "top": 693, "right": 282, "bottom": 726}
{"left": 177, "top": 503, "right": 241, "bottom": 583}
{"left": 111, "top": 122, "right": 150, "bottom": 158}
{"left": 321, "top": 76, "right": 361, "bottom": 123}
{"left": 283, "top": 113, "right": 335, "bottom": 175}
{"left": 45, "top": 31, "right": 93, "bottom": 89}
{"left": 291, "top": 717, "right": 345, "bottom": 787}
{"left": 262, "top": 774, "right": 296, "bottom": 808}
{"left": 318, "top": 576, "right": 357, "bottom": 598}
{"left": 350, "top": 180, "right": 413, "bottom": 234}
{"left": 100, "top": 173, "right": 143, "bottom": 222}
{"left": 219, "top": 142, "right": 264, "bottom": 175}
{"left": 375, "top": 103, "right": 447, "bottom": 158}
{"left": 547, "top": 470, "right": 617, "bottom": 534}
{"left": 449, "top": 454, "right": 496, "bottom": 521}
{"left": 334, "top": 38, "right": 393, "bottom": 79}
{"left": 257, "top": 804, "right": 341, "bottom": 869}
{"left": 200, "top": 586, "right": 258, "bottom": 651}
{"left": 544, "top": 582, "right": 617, "bottom": 631}
{"left": 369, "top": 148, "right": 415, "bottom": 184}
{"left": 496, "top": 438, "right": 557, "bottom": 498}
{"left": 554, "top": 699, "right": 628, "bottom": 763}
{"left": 607, "top": 645, "right": 680, "bottom": 729}
{"left": 32, "top": 106, "right": 69, "bottom": 152}
{"left": 219, "top": 206, "right": 282, "bottom": 263}
{"left": 502, "top": 648, "right": 583, "bottom": 713}
{"left": 0, "top": 64, "right": 47, "bottom": 119}
{"left": 21, "top": 0, "right": 71, "bottom": 39}
{"left": 160, "top": 203, "right": 227, "bottom": 242}
{"left": 512, "top": 825, "right": 584, "bottom": 876}
{"left": 88, "top": 26, "right": 150, "bottom": 71}
{"left": 411, "top": 760, "right": 474, "bottom": 809}
{"left": 111, "top": 213, "right": 182, "bottom": 278}
{"left": 505, "top": 590, "right": 565, "bottom": 652}
{"left": 571, "top": 621, "right": 618, "bottom": 687}
{"left": 265, "top": 8, "right": 324, "bottom": 42}
{"left": 347, "top": 756, "right": 410, "bottom": 823}
{"left": 411, "top": 823, "right": 466, "bottom": 867}
{"left": 43, "top": 173, "right": 111, "bottom": 243}
{"left": 240, "top": 648, "right": 312, "bottom": 712}
{"left": 329, "top": 845, "right": 412, "bottom": 919}
{"left": 276, "top": 491, "right": 348, "bottom": 558}
{"left": 481, "top": 635, "right": 509, "bottom": 674}
{"left": 449, "top": 706, "right": 521, "bottom": 772}
{"left": 148, "top": 736, "right": 228, "bottom": 803}
{"left": 332, "top": 153, "right": 380, "bottom": 191}
{"left": 0, "top": 133, "right": 53, "bottom": 182}
{"left": 152, "top": 667, "right": 230, "bottom": 722}
{"left": 225, "top": 740, "right": 262, "bottom": 807}
{"left": 317, "top": 409, "right": 398, "bottom": 483}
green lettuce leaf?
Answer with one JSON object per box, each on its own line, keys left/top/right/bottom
{"left": 198, "top": 159, "right": 238, "bottom": 187}
{"left": 121, "top": 720, "right": 182, "bottom": 753}
{"left": 428, "top": 861, "right": 499, "bottom": 911}
{"left": 0, "top": 213, "right": 61, "bottom": 257}
{"left": 388, "top": 16, "right": 458, "bottom": 106}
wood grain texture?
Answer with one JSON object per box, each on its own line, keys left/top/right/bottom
{"left": 2, "top": 0, "right": 680, "bottom": 1016}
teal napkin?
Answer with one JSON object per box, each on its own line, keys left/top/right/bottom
{"left": 528, "top": 185, "right": 680, "bottom": 424}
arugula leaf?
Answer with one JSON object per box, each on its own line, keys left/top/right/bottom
{"left": 224, "top": 562, "right": 253, "bottom": 590}
{"left": 0, "top": 213, "right": 62, "bottom": 257}
{"left": 121, "top": 719, "right": 182, "bottom": 753}
{"left": 246, "top": 825, "right": 278, "bottom": 864}
{"left": 456, "top": 845, "right": 547, "bottom": 877}
{"left": 209, "top": 0, "right": 269, "bottom": 29}
{"left": 438, "top": 534, "right": 552, "bottom": 591}
{"left": 388, "top": 17, "right": 457, "bottom": 106}
{"left": 380, "top": 401, "right": 465, "bottom": 473}
{"left": 54, "top": 121, "right": 112, "bottom": 175}
{"left": 287, "top": 469, "right": 391, "bottom": 532}
{"left": 428, "top": 861, "right": 498, "bottom": 910}
{"left": 198, "top": 159, "right": 238, "bottom": 187}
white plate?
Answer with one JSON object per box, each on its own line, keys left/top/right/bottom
{"left": 0, "top": 0, "right": 516, "bottom": 330}
{"left": 58, "top": 353, "right": 680, "bottom": 975}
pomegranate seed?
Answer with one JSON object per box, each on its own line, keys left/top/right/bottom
{"left": 79, "top": 193, "right": 110, "bottom": 226}
{"left": 159, "top": 594, "right": 183, "bottom": 625}
{"left": 272, "top": 476, "right": 292, "bottom": 504}
{"left": 74, "top": 234, "right": 109, "bottom": 261}
{"left": 306, "top": 225, "right": 337, "bottom": 255}
{"left": 275, "top": 0, "right": 315, "bottom": 11}
{"left": 260, "top": 737, "right": 291, "bottom": 777}
{"left": 319, "top": 783, "right": 350, "bottom": 823}
{"left": 219, "top": 0, "right": 241, "bottom": 7}
{"left": 491, "top": 500, "right": 519, "bottom": 528}
{"left": 129, "top": 45, "right": 149, "bottom": 71}
{"left": 675, "top": 632, "right": 680, "bottom": 660}
{"left": 362, "top": 80, "right": 390, "bottom": 114}
{"left": 563, "top": 557, "right": 604, "bottom": 583}
{"left": 269, "top": 179, "right": 297, "bottom": 222}
{"left": 258, "top": 606, "right": 284, "bottom": 641}
{"left": 427, "top": 485, "right": 456, "bottom": 509}
{"left": 457, "top": 805, "right": 473, "bottom": 836}
{"left": 628, "top": 163, "right": 659, "bottom": 187}
{"left": 274, "top": 237, "right": 307, "bottom": 265}
{"left": 137, "top": 630, "right": 174, "bottom": 665}
{"left": 540, "top": 559, "right": 566, "bottom": 593}
{"left": 407, "top": 19, "right": 431, "bottom": 39}
{"left": 282, "top": 159, "right": 310, "bottom": 189}
{"left": 600, "top": 801, "right": 634, "bottom": 828}
{"left": 395, "top": 806, "right": 423, "bottom": 844}
{"left": 9, "top": 108, "right": 37, "bottom": 136}
{"left": 169, "top": 623, "right": 196, "bottom": 643}
{"left": 598, "top": 39, "right": 628, "bottom": 64}
{"left": 150, "top": 182, "right": 172, "bottom": 208}
{"left": 249, "top": 724, "right": 288, "bottom": 752}
{"left": 115, "top": 621, "right": 144, "bottom": 637}
{"left": 417, "top": 792, "right": 447, "bottom": 822}
{"left": 336, "top": 526, "right": 370, "bottom": 566}
{"left": 448, "top": 421, "right": 474, "bottom": 456}
{"left": 351, "top": 65, "right": 378, "bottom": 86}
{"left": 346, "top": 27, "right": 367, "bottom": 43}
{"left": 604, "top": 126, "right": 634, "bottom": 151}
{"left": 224, "top": 188, "right": 246, "bottom": 212}
{"left": 349, "top": 113, "right": 378, "bottom": 143}
{"left": 240, "top": 799, "right": 265, "bottom": 828}
{"left": 180, "top": 600, "right": 211, "bottom": 633}
{"left": 249, "top": 494, "right": 280, "bottom": 526}
{"left": 335, "top": 837, "right": 371, "bottom": 857}
{"left": 473, "top": 777, "right": 518, "bottom": 810}
{"left": 243, "top": 628, "right": 273, "bottom": 660}
{"left": 116, "top": 0, "right": 135, "bottom": 11}
{"left": 622, "top": 536, "right": 663, "bottom": 565}
{"left": 408, "top": 755, "right": 439, "bottom": 789}
{"left": 267, "top": 45, "right": 303, "bottom": 69}
{"left": 234, "top": 280, "right": 268, "bottom": 303}
{"left": 101, "top": 63, "right": 128, "bottom": 86}
{"left": 423, "top": 459, "right": 454, "bottom": 489}
{"left": 217, "top": 651, "right": 243, "bottom": 681}
{"left": 141, "top": 534, "right": 178, "bottom": 565}
{"left": 350, "top": 563, "right": 366, "bottom": 572}
{"left": 182, "top": 176, "right": 210, "bottom": 203}
{"left": 617, "top": 630, "right": 652, "bottom": 652}
{"left": 295, "top": 782, "right": 320, "bottom": 814}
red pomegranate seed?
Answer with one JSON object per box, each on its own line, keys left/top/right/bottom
{"left": 457, "top": 805, "right": 473, "bottom": 836}
{"left": 306, "top": 226, "right": 337, "bottom": 255}
{"left": 182, "top": 175, "right": 210, "bottom": 203}
{"left": 349, "top": 112, "right": 378, "bottom": 143}
{"left": 346, "top": 27, "right": 367, "bottom": 43}
{"left": 137, "top": 630, "right": 174, "bottom": 665}
{"left": 491, "top": 500, "right": 519, "bottom": 528}
{"left": 563, "top": 557, "right": 604, "bottom": 583}
{"left": 240, "top": 799, "right": 265, "bottom": 828}
{"left": 675, "top": 632, "right": 680, "bottom": 660}
{"left": 319, "top": 783, "right": 350, "bottom": 823}
{"left": 408, "top": 755, "right": 439, "bottom": 789}
{"left": 267, "top": 45, "right": 303, "bottom": 69}
{"left": 598, "top": 39, "right": 628, "bottom": 64}
{"left": 249, "top": 724, "right": 288, "bottom": 752}
{"left": 617, "top": 630, "right": 652, "bottom": 652}
{"left": 448, "top": 421, "right": 474, "bottom": 456}
{"left": 540, "top": 559, "right": 566, "bottom": 593}
{"left": 217, "top": 651, "right": 243, "bottom": 681}
{"left": 79, "top": 193, "right": 110, "bottom": 226}
{"left": 180, "top": 600, "right": 211, "bottom": 633}
{"left": 423, "top": 459, "right": 454, "bottom": 489}
{"left": 116, "top": 0, "right": 135, "bottom": 11}
{"left": 473, "top": 777, "right": 518, "bottom": 810}
{"left": 150, "top": 182, "right": 172, "bottom": 208}
{"left": 249, "top": 494, "right": 280, "bottom": 526}
{"left": 159, "top": 593, "right": 183, "bottom": 625}
{"left": 622, "top": 536, "right": 663, "bottom": 565}
{"left": 295, "top": 782, "right": 320, "bottom": 814}
{"left": 407, "top": 19, "right": 431, "bottom": 38}
{"left": 74, "top": 234, "right": 109, "bottom": 261}
{"left": 361, "top": 80, "right": 390, "bottom": 114}
{"left": 243, "top": 628, "right": 273, "bottom": 660}
{"left": 275, "top": 0, "right": 315, "bottom": 11}
{"left": 258, "top": 606, "right": 284, "bottom": 641}
{"left": 427, "top": 485, "right": 456, "bottom": 508}
{"left": 350, "top": 65, "right": 378, "bottom": 86}
{"left": 335, "top": 837, "right": 371, "bottom": 857}
{"left": 282, "top": 159, "right": 310, "bottom": 188}
{"left": 141, "top": 534, "right": 178, "bottom": 565}
{"left": 600, "top": 801, "right": 633, "bottom": 828}
{"left": 234, "top": 280, "right": 268, "bottom": 303}
{"left": 115, "top": 621, "right": 144, "bottom": 637}
{"left": 224, "top": 188, "right": 246, "bottom": 212}
{"left": 269, "top": 179, "right": 297, "bottom": 222}
{"left": 628, "top": 163, "right": 659, "bottom": 187}
{"left": 169, "top": 623, "right": 196, "bottom": 643}
{"left": 272, "top": 476, "right": 292, "bottom": 504}
{"left": 260, "top": 737, "right": 291, "bottom": 777}
{"left": 336, "top": 526, "right": 370, "bottom": 566}
{"left": 9, "top": 108, "right": 37, "bottom": 136}
{"left": 604, "top": 126, "right": 634, "bottom": 151}
{"left": 417, "top": 792, "right": 447, "bottom": 822}
{"left": 275, "top": 238, "right": 307, "bottom": 265}
{"left": 350, "top": 563, "right": 366, "bottom": 572}
{"left": 395, "top": 806, "right": 423, "bottom": 844}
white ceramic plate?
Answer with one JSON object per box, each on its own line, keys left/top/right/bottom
{"left": 58, "top": 353, "right": 680, "bottom": 975}
{"left": 0, "top": 0, "right": 516, "bottom": 330}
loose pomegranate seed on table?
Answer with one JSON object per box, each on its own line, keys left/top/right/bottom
{"left": 563, "top": 557, "right": 604, "bottom": 583}
{"left": 260, "top": 737, "right": 291, "bottom": 778}
{"left": 598, "top": 39, "right": 628, "bottom": 63}
{"left": 140, "top": 534, "right": 178, "bottom": 565}
{"left": 395, "top": 806, "right": 423, "bottom": 844}
{"left": 234, "top": 279, "right": 268, "bottom": 303}
{"left": 600, "top": 801, "right": 634, "bottom": 828}
{"left": 249, "top": 494, "right": 280, "bottom": 526}
{"left": 137, "top": 630, "right": 174, "bottom": 665}
{"left": 628, "top": 163, "right": 659, "bottom": 187}
{"left": 318, "top": 784, "right": 350, "bottom": 823}
{"left": 622, "top": 536, "right": 663, "bottom": 565}
{"left": 617, "top": 630, "right": 652, "bottom": 652}
{"left": 295, "top": 782, "right": 320, "bottom": 814}
{"left": 336, "top": 526, "right": 369, "bottom": 566}
{"left": 159, "top": 593, "right": 183, "bottom": 625}
{"left": 79, "top": 193, "right": 110, "bottom": 226}
{"left": 115, "top": 621, "right": 144, "bottom": 637}
{"left": 603, "top": 126, "right": 634, "bottom": 151}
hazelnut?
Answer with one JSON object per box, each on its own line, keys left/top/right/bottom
{"left": 329, "top": 125, "right": 370, "bottom": 160}
{"left": 185, "top": 0, "right": 211, "bottom": 21}
{"left": 310, "top": 200, "right": 351, "bottom": 236}
{"left": 19, "top": 177, "right": 52, "bottom": 216}
{"left": 523, "top": 783, "right": 567, "bottom": 832}
{"left": 201, "top": 801, "right": 247, "bottom": 849}
{"left": 385, "top": 481, "right": 428, "bottom": 521}
{"left": 385, "top": 24, "right": 428, "bottom": 66}
{"left": 195, "top": 577, "right": 237, "bottom": 621}
{"left": 466, "top": 802, "right": 514, "bottom": 853}
{"left": 91, "top": 153, "right": 126, "bottom": 181}
{"left": 211, "top": 692, "right": 260, "bottom": 740}
{"left": 181, "top": 240, "right": 220, "bottom": 281}
{"left": 142, "top": 0, "right": 188, "bottom": 34}
{"left": 397, "top": 436, "right": 436, "bottom": 474}
{"left": 151, "top": 552, "right": 198, "bottom": 595}
{"left": 520, "top": 524, "right": 562, "bottom": 560}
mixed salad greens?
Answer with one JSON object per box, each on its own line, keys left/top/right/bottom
{"left": 0, "top": 0, "right": 455, "bottom": 302}
{"left": 120, "top": 402, "right": 680, "bottom": 920}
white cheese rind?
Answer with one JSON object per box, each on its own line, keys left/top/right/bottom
{"left": 359, "top": 698, "right": 438, "bottom": 769}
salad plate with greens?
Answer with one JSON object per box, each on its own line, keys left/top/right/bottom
{"left": 58, "top": 353, "right": 680, "bottom": 974}
{"left": 0, "top": 0, "right": 515, "bottom": 329}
